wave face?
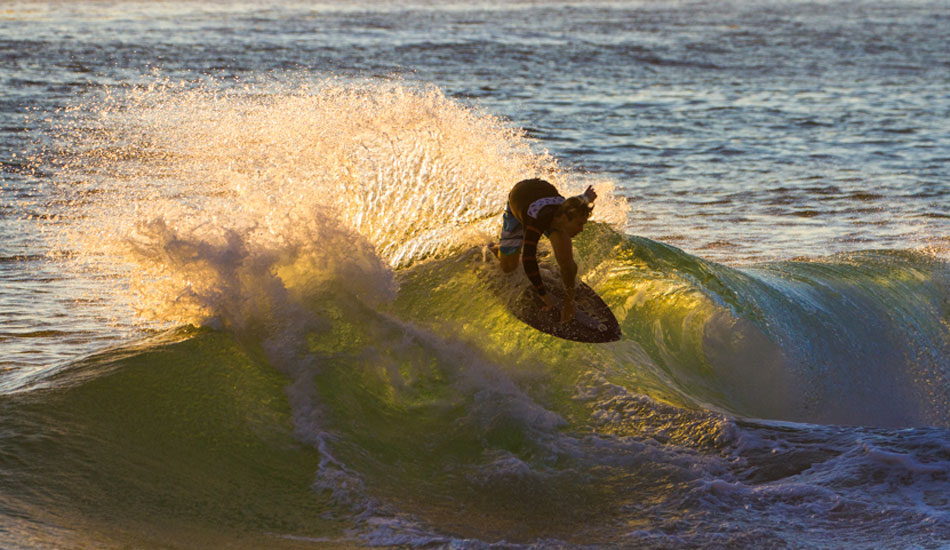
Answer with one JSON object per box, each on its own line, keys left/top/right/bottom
{"left": 594, "top": 236, "right": 950, "bottom": 428}
{"left": 3, "top": 81, "right": 950, "bottom": 549}
{"left": 2, "top": 237, "right": 949, "bottom": 549}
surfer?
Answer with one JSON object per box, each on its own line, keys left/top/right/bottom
{"left": 496, "top": 178, "right": 597, "bottom": 323}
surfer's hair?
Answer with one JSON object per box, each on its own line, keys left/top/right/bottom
{"left": 558, "top": 196, "right": 594, "bottom": 220}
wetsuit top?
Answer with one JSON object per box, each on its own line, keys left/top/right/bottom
{"left": 508, "top": 178, "right": 565, "bottom": 296}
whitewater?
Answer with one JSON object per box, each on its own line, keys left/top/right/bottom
{"left": 2, "top": 1, "right": 949, "bottom": 549}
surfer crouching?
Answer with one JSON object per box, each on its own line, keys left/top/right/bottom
{"left": 496, "top": 178, "right": 597, "bottom": 323}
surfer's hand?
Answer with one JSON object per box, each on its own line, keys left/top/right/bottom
{"left": 560, "top": 298, "right": 576, "bottom": 323}
{"left": 583, "top": 185, "right": 597, "bottom": 203}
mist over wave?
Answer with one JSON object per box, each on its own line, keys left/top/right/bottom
{"left": 45, "top": 78, "right": 626, "bottom": 330}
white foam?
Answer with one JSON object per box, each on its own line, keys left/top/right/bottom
{"left": 48, "top": 76, "right": 628, "bottom": 331}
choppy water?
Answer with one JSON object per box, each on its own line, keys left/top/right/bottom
{"left": 2, "top": 1, "right": 949, "bottom": 549}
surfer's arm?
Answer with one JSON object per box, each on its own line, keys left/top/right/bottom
{"left": 521, "top": 225, "right": 548, "bottom": 297}
{"left": 549, "top": 230, "right": 577, "bottom": 322}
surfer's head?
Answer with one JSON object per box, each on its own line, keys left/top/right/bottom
{"left": 554, "top": 196, "right": 593, "bottom": 237}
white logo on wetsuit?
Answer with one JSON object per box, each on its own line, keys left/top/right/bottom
{"left": 527, "top": 196, "right": 565, "bottom": 219}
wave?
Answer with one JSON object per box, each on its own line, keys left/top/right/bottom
{"left": 3, "top": 234, "right": 949, "bottom": 548}
{"left": 41, "top": 76, "right": 948, "bottom": 430}
{"left": 385, "top": 227, "right": 950, "bottom": 429}
{"left": 11, "top": 77, "right": 950, "bottom": 548}
{"left": 586, "top": 233, "right": 950, "bottom": 428}
{"left": 0, "top": 329, "right": 347, "bottom": 548}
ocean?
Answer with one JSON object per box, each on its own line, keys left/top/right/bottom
{"left": 1, "top": 0, "right": 949, "bottom": 548}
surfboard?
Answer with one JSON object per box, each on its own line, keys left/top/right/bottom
{"left": 509, "top": 269, "right": 621, "bottom": 343}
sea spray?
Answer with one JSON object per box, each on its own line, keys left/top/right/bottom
{"left": 44, "top": 77, "right": 628, "bottom": 331}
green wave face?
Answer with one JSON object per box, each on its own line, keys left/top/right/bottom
{"left": 3, "top": 225, "right": 948, "bottom": 548}
{"left": 382, "top": 224, "right": 950, "bottom": 428}
{"left": 0, "top": 330, "right": 347, "bottom": 549}
{"left": 284, "top": 225, "right": 950, "bottom": 540}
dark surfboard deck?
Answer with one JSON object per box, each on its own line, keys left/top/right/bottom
{"left": 510, "top": 270, "right": 621, "bottom": 343}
